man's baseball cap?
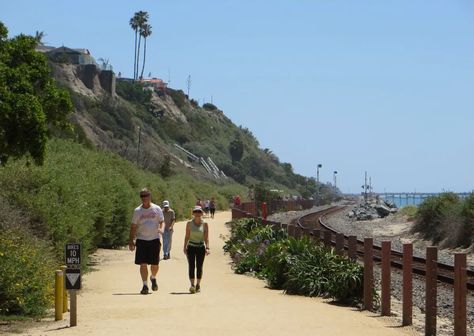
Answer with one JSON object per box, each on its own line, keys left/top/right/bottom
{"left": 162, "top": 200, "right": 170, "bottom": 208}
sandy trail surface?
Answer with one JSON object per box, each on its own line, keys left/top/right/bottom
{"left": 23, "top": 211, "right": 417, "bottom": 336}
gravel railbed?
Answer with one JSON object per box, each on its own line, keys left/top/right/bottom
{"left": 267, "top": 203, "right": 474, "bottom": 336}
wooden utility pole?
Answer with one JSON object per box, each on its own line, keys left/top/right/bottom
{"left": 136, "top": 126, "right": 141, "bottom": 166}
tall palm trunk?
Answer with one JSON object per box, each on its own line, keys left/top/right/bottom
{"left": 136, "top": 34, "right": 142, "bottom": 80}
{"left": 140, "top": 37, "right": 147, "bottom": 80}
{"left": 133, "top": 29, "right": 138, "bottom": 81}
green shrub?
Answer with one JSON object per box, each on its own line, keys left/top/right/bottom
{"left": 116, "top": 81, "right": 151, "bottom": 105}
{"left": 411, "top": 192, "right": 474, "bottom": 247}
{"left": 260, "top": 237, "right": 311, "bottom": 289}
{"left": 260, "top": 240, "right": 290, "bottom": 288}
{"left": 284, "top": 246, "right": 363, "bottom": 303}
{"left": 220, "top": 162, "right": 246, "bottom": 184}
{"left": 224, "top": 218, "right": 287, "bottom": 275}
{"left": 458, "top": 194, "right": 474, "bottom": 247}
{"left": 224, "top": 219, "right": 364, "bottom": 304}
{"left": 269, "top": 238, "right": 363, "bottom": 302}
{"left": 159, "top": 155, "right": 173, "bottom": 178}
{"left": 413, "top": 192, "right": 461, "bottom": 243}
{"left": 398, "top": 205, "right": 417, "bottom": 220}
{"left": 158, "top": 119, "right": 190, "bottom": 145}
{"left": 224, "top": 218, "right": 264, "bottom": 253}
{"left": 0, "top": 229, "right": 56, "bottom": 316}
{"left": 203, "top": 103, "right": 217, "bottom": 110}
{"left": 168, "top": 89, "right": 187, "bottom": 108}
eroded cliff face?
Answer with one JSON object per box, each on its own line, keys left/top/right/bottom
{"left": 47, "top": 61, "right": 307, "bottom": 191}
{"left": 50, "top": 63, "right": 109, "bottom": 98}
{"left": 48, "top": 62, "right": 233, "bottom": 177}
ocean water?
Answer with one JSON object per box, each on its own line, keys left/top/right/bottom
{"left": 383, "top": 195, "right": 426, "bottom": 208}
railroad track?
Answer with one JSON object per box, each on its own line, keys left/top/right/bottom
{"left": 293, "top": 206, "right": 474, "bottom": 291}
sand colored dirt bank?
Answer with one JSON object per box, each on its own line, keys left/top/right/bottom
{"left": 22, "top": 211, "right": 417, "bottom": 336}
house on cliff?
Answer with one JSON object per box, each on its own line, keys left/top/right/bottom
{"left": 140, "top": 77, "right": 168, "bottom": 96}
{"left": 37, "top": 45, "right": 116, "bottom": 95}
{"left": 44, "top": 46, "right": 96, "bottom": 65}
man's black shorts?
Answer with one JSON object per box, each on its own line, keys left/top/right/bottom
{"left": 135, "top": 238, "right": 161, "bottom": 265}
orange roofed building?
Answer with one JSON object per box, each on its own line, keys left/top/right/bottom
{"left": 139, "top": 77, "right": 168, "bottom": 94}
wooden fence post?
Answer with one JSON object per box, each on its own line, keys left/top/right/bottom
{"left": 381, "top": 241, "right": 391, "bottom": 316}
{"left": 425, "top": 246, "right": 437, "bottom": 336}
{"left": 335, "top": 233, "right": 344, "bottom": 255}
{"left": 348, "top": 235, "right": 357, "bottom": 261}
{"left": 363, "top": 238, "right": 374, "bottom": 311}
{"left": 313, "top": 229, "right": 321, "bottom": 243}
{"left": 324, "top": 231, "right": 332, "bottom": 249}
{"left": 402, "top": 243, "right": 413, "bottom": 326}
{"left": 454, "top": 253, "right": 467, "bottom": 336}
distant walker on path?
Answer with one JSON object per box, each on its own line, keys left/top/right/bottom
{"left": 209, "top": 197, "right": 216, "bottom": 218}
{"left": 162, "top": 200, "right": 176, "bottom": 260}
{"left": 129, "top": 188, "right": 164, "bottom": 294}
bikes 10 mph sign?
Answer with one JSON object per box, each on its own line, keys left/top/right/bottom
{"left": 66, "top": 243, "right": 81, "bottom": 266}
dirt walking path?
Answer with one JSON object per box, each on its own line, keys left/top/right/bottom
{"left": 23, "top": 211, "right": 417, "bottom": 336}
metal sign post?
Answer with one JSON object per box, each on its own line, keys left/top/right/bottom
{"left": 70, "top": 290, "right": 77, "bottom": 327}
{"left": 65, "top": 243, "right": 81, "bottom": 327}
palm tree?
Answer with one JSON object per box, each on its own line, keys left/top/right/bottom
{"left": 34, "top": 31, "right": 46, "bottom": 45}
{"left": 135, "top": 11, "right": 149, "bottom": 80}
{"left": 129, "top": 15, "right": 140, "bottom": 80}
{"left": 129, "top": 11, "right": 149, "bottom": 80}
{"left": 140, "top": 24, "right": 152, "bottom": 80}
{"left": 98, "top": 57, "right": 110, "bottom": 70}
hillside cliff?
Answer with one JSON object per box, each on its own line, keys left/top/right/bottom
{"left": 50, "top": 61, "right": 322, "bottom": 198}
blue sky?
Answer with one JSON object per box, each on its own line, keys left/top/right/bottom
{"left": 2, "top": 1, "right": 474, "bottom": 193}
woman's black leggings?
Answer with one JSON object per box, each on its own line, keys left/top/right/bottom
{"left": 187, "top": 245, "right": 206, "bottom": 279}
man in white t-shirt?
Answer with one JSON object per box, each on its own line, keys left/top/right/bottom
{"left": 129, "top": 188, "right": 164, "bottom": 294}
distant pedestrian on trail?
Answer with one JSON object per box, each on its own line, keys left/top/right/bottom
{"left": 183, "top": 206, "right": 210, "bottom": 294}
{"left": 162, "top": 200, "right": 175, "bottom": 260}
{"left": 234, "top": 195, "right": 241, "bottom": 207}
{"left": 209, "top": 197, "right": 216, "bottom": 219}
{"left": 196, "top": 198, "right": 202, "bottom": 207}
{"left": 204, "top": 199, "right": 210, "bottom": 217}
{"left": 129, "top": 188, "right": 164, "bottom": 295}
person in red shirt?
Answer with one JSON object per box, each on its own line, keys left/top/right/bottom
{"left": 234, "top": 195, "right": 241, "bottom": 206}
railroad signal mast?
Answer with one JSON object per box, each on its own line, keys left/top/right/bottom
{"left": 362, "top": 171, "right": 370, "bottom": 202}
